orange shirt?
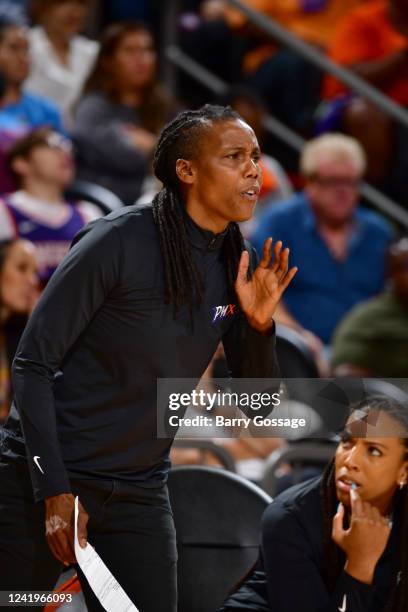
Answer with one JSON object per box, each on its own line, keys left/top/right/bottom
{"left": 323, "top": 0, "right": 408, "bottom": 104}
{"left": 225, "top": 0, "right": 362, "bottom": 72}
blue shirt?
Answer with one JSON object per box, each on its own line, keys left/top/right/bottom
{"left": 0, "top": 91, "right": 63, "bottom": 135}
{"left": 250, "top": 193, "right": 393, "bottom": 343}
{"left": 0, "top": 92, "right": 63, "bottom": 192}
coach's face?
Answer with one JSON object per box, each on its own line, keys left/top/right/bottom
{"left": 177, "top": 119, "right": 263, "bottom": 233}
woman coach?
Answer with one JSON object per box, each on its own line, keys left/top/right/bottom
{"left": 0, "top": 104, "right": 296, "bottom": 611}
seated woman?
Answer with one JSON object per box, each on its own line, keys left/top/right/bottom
{"left": 0, "top": 238, "right": 39, "bottom": 422}
{"left": 73, "top": 21, "right": 177, "bottom": 204}
{"left": 219, "top": 395, "right": 408, "bottom": 611}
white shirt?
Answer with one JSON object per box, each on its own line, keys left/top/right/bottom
{"left": 25, "top": 27, "right": 99, "bottom": 127}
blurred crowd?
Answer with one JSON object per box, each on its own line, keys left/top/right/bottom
{"left": 1, "top": 0, "right": 408, "bottom": 428}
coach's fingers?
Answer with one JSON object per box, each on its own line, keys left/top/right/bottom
{"left": 280, "top": 266, "right": 298, "bottom": 290}
{"left": 236, "top": 250, "right": 250, "bottom": 287}
{"left": 77, "top": 502, "right": 89, "bottom": 549}
{"left": 259, "top": 237, "right": 273, "bottom": 269}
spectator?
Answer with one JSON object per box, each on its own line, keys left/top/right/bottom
{"left": 251, "top": 134, "right": 393, "bottom": 350}
{"left": 225, "top": 0, "right": 364, "bottom": 62}
{"left": 322, "top": 0, "right": 408, "bottom": 199}
{"left": 0, "top": 238, "right": 38, "bottom": 422}
{"left": 223, "top": 0, "right": 363, "bottom": 133}
{"left": 73, "top": 21, "right": 176, "bottom": 204}
{"left": 25, "top": 0, "right": 99, "bottom": 127}
{"left": 331, "top": 236, "right": 408, "bottom": 377}
{"left": 0, "top": 128, "right": 101, "bottom": 285}
{"left": 179, "top": 1, "right": 246, "bottom": 106}
{"left": 99, "top": 1, "right": 163, "bottom": 47}
{"left": 0, "top": 17, "right": 63, "bottom": 193}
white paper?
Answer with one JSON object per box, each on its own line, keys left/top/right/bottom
{"left": 74, "top": 496, "right": 139, "bottom": 612}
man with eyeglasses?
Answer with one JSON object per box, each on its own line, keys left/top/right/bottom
{"left": 0, "top": 128, "right": 101, "bottom": 286}
{"left": 251, "top": 133, "right": 393, "bottom": 363}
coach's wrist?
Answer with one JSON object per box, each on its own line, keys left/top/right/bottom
{"left": 246, "top": 314, "right": 275, "bottom": 334}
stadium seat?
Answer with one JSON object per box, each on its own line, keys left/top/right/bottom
{"left": 172, "top": 439, "right": 236, "bottom": 472}
{"left": 275, "top": 324, "right": 319, "bottom": 377}
{"left": 260, "top": 440, "right": 337, "bottom": 498}
{"left": 65, "top": 180, "right": 123, "bottom": 215}
{"left": 168, "top": 465, "right": 272, "bottom": 612}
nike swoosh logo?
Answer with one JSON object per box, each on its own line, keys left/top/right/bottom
{"left": 338, "top": 594, "right": 347, "bottom": 612}
{"left": 33, "top": 456, "right": 44, "bottom": 474}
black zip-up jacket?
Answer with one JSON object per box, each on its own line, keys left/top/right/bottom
{"left": 220, "top": 477, "right": 399, "bottom": 612}
{"left": 0, "top": 204, "right": 279, "bottom": 502}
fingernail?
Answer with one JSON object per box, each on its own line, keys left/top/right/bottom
{"left": 351, "top": 483, "right": 357, "bottom": 490}
{"left": 337, "top": 502, "right": 342, "bottom": 512}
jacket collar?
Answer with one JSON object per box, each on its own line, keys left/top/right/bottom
{"left": 184, "top": 209, "right": 229, "bottom": 251}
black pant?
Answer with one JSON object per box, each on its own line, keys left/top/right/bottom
{"left": 71, "top": 477, "right": 177, "bottom": 612}
{"left": 0, "top": 461, "right": 177, "bottom": 612}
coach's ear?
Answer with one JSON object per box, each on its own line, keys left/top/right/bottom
{"left": 175, "top": 158, "right": 196, "bottom": 185}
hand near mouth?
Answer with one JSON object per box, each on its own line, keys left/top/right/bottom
{"left": 332, "top": 488, "right": 391, "bottom": 585}
{"left": 235, "top": 237, "right": 297, "bottom": 333}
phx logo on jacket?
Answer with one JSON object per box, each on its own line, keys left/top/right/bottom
{"left": 212, "top": 304, "right": 236, "bottom": 323}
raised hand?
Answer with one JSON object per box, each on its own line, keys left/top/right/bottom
{"left": 235, "top": 237, "right": 297, "bottom": 332}
{"left": 332, "top": 488, "right": 391, "bottom": 584}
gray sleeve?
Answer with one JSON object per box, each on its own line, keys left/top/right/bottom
{"left": 73, "top": 94, "right": 149, "bottom": 173}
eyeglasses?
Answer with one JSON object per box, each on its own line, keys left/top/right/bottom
{"left": 309, "top": 176, "right": 361, "bottom": 189}
{"left": 43, "top": 133, "right": 73, "bottom": 153}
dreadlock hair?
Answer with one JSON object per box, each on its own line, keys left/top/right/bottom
{"left": 152, "top": 104, "right": 245, "bottom": 318}
{"left": 320, "top": 395, "right": 408, "bottom": 611}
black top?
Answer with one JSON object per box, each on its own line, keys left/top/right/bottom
{"left": 0, "top": 204, "right": 279, "bottom": 501}
{"left": 220, "top": 477, "right": 399, "bottom": 612}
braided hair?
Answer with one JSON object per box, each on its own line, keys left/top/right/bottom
{"left": 151, "top": 104, "right": 246, "bottom": 317}
{"left": 320, "top": 396, "right": 408, "bottom": 611}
